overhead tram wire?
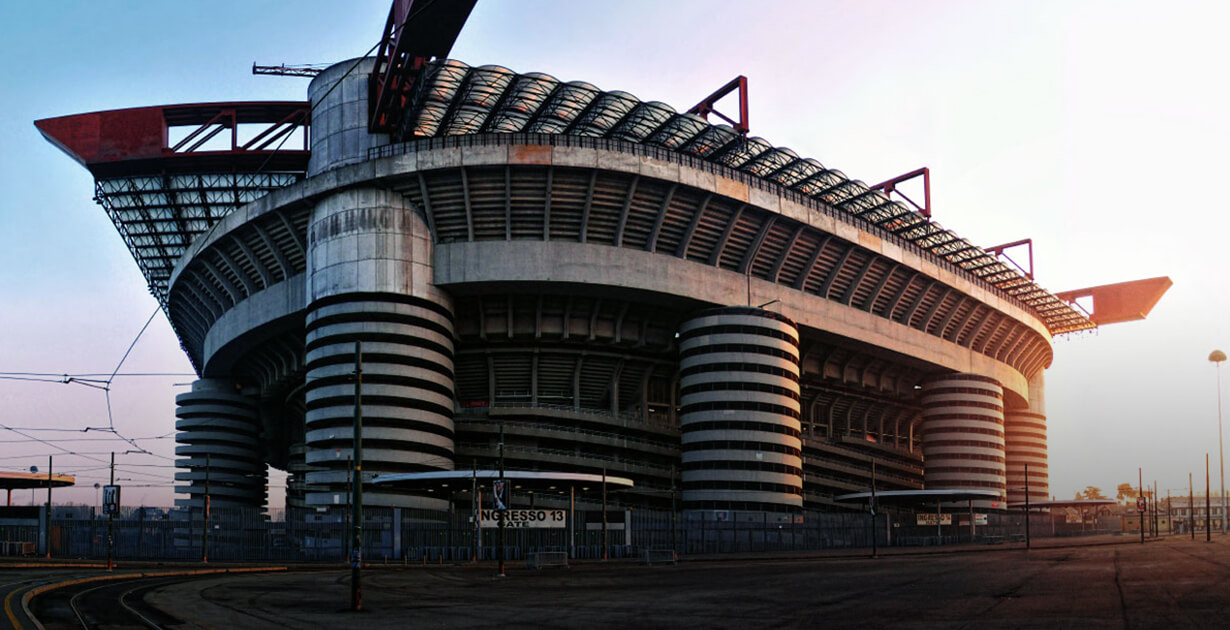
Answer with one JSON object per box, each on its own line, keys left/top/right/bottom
{"left": 0, "top": 305, "right": 179, "bottom": 462}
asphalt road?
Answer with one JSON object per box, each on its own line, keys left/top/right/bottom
{"left": 130, "top": 537, "right": 1230, "bottom": 629}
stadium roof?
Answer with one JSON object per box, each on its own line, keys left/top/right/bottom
{"left": 35, "top": 62, "right": 1095, "bottom": 335}
{"left": 391, "top": 60, "right": 1095, "bottom": 335}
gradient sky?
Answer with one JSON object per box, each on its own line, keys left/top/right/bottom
{"left": 2, "top": 1, "right": 1227, "bottom": 509}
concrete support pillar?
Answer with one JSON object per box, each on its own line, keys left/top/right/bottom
{"left": 174, "top": 379, "right": 265, "bottom": 510}
{"left": 678, "top": 306, "right": 803, "bottom": 511}
{"left": 304, "top": 187, "right": 455, "bottom": 509}
{"left": 920, "top": 373, "right": 1006, "bottom": 507}
{"left": 1005, "top": 371, "right": 1048, "bottom": 505}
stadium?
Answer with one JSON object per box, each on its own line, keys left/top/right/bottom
{"left": 34, "top": 1, "right": 1167, "bottom": 545}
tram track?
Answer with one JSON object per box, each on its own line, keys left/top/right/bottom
{"left": 22, "top": 566, "right": 288, "bottom": 630}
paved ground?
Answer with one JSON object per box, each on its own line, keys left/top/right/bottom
{"left": 125, "top": 536, "right": 1230, "bottom": 629}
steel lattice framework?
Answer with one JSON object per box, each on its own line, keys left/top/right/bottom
{"left": 94, "top": 172, "right": 299, "bottom": 302}
{"left": 36, "top": 102, "right": 311, "bottom": 304}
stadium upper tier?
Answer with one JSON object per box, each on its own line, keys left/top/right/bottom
{"left": 388, "top": 59, "right": 1093, "bottom": 335}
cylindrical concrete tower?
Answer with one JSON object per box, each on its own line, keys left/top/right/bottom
{"left": 307, "top": 57, "right": 390, "bottom": 177}
{"left": 678, "top": 307, "right": 803, "bottom": 512}
{"left": 1005, "top": 371, "right": 1048, "bottom": 505}
{"left": 174, "top": 379, "right": 265, "bottom": 509}
{"left": 920, "top": 374, "right": 1006, "bottom": 501}
{"left": 304, "top": 187, "right": 455, "bottom": 508}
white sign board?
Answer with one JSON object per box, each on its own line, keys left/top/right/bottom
{"left": 479, "top": 509, "right": 566, "bottom": 528}
{"left": 916, "top": 513, "right": 953, "bottom": 526}
{"left": 102, "top": 485, "right": 121, "bottom": 515}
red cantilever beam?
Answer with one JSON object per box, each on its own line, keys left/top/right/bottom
{"left": 1054, "top": 277, "right": 1173, "bottom": 326}
{"left": 687, "top": 76, "right": 749, "bottom": 135}
{"left": 368, "top": 0, "right": 478, "bottom": 135}
{"left": 986, "top": 238, "right": 1034, "bottom": 280}
{"left": 870, "top": 167, "right": 930, "bottom": 218}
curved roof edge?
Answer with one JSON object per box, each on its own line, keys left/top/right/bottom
{"left": 392, "top": 59, "right": 1094, "bottom": 336}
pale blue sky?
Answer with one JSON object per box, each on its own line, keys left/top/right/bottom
{"left": 2, "top": 1, "right": 1227, "bottom": 507}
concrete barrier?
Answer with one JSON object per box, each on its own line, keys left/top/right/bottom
{"left": 526, "top": 552, "right": 568, "bottom": 569}
{"left": 642, "top": 549, "right": 678, "bottom": 565}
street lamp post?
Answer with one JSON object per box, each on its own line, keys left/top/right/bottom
{"left": 1211, "top": 350, "right": 1226, "bottom": 535}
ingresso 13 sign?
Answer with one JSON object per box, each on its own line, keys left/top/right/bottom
{"left": 479, "top": 509, "right": 566, "bottom": 528}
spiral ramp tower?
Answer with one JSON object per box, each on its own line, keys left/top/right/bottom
{"left": 174, "top": 379, "right": 266, "bottom": 509}
{"left": 679, "top": 307, "right": 803, "bottom": 512}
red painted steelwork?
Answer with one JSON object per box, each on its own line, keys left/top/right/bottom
{"left": 368, "top": 0, "right": 478, "bottom": 136}
{"left": 1055, "top": 277, "right": 1173, "bottom": 326}
{"left": 34, "top": 102, "right": 310, "bottom": 177}
{"left": 687, "top": 76, "right": 749, "bottom": 135}
{"left": 987, "top": 238, "right": 1034, "bottom": 280}
{"left": 871, "top": 167, "right": 931, "bottom": 219}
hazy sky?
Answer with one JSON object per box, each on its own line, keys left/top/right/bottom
{"left": 2, "top": 1, "right": 1227, "bottom": 509}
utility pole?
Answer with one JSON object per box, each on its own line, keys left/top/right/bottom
{"left": 107, "top": 452, "right": 115, "bottom": 571}
{"left": 602, "top": 467, "right": 608, "bottom": 561}
{"left": 498, "top": 419, "right": 505, "bottom": 577}
{"left": 1214, "top": 351, "right": 1226, "bottom": 535}
{"left": 202, "top": 453, "right": 211, "bottom": 563}
{"left": 670, "top": 464, "right": 678, "bottom": 556}
{"left": 1191, "top": 472, "right": 1196, "bottom": 541}
{"left": 1167, "top": 489, "right": 1172, "bottom": 535}
{"left": 471, "top": 460, "right": 478, "bottom": 563}
{"left": 1146, "top": 479, "right": 1156, "bottom": 538}
{"left": 45, "top": 456, "right": 52, "bottom": 559}
{"left": 1207, "top": 454, "right": 1213, "bottom": 542}
{"left": 351, "top": 342, "right": 363, "bottom": 611}
{"left": 345, "top": 456, "right": 352, "bottom": 557}
{"left": 1024, "top": 462, "right": 1031, "bottom": 550}
{"left": 1139, "top": 468, "right": 1145, "bottom": 545}
{"left": 870, "top": 459, "right": 878, "bottom": 559}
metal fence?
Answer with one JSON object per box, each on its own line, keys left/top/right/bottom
{"left": 15, "top": 505, "right": 1121, "bottom": 563}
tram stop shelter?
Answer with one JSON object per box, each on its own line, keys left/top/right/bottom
{"left": 1008, "top": 498, "right": 1118, "bottom": 534}
{"left": 834, "top": 489, "right": 1005, "bottom": 541}
{"left": 0, "top": 471, "right": 75, "bottom": 507}
{"left": 374, "top": 470, "right": 634, "bottom": 503}
{"left": 0, "top": 471, "right": 75, "bottom": 557}
{"left": 377, "top": 470, "right": 631, "bottom": 522}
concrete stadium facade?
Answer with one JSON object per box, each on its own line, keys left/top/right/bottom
{"left": 42, "top": 57, "right": 1090, "bottom": 516}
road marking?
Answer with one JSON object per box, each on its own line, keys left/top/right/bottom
{"left": 4, "top": 584, "right": 26, "bottom": 630}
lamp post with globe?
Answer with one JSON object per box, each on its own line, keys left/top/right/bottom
{"left": 1212, "top": 349, "right": 1226, "bottom": 534}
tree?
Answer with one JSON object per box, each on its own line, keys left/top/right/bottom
{"left": 1117, "top": 483, "right": 1138, "bottom": 504}
{"left": 1080, "top": 486, "right": 1107, "bottom": 500}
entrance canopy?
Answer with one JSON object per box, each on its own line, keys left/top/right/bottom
{"left": 834, "top": 489, "right": 1004, "bottom": 507}
{"left": 1008, "top": 499, "right": 1117, "bottom": 510}
{"left": 0, "top": 472, "right": 75, "bottom": 491}
{"left": 373, "top": 470, "right": 634, "bottom": 498}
